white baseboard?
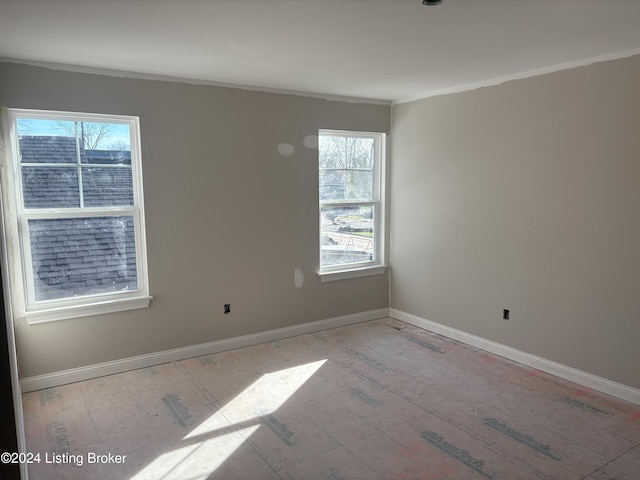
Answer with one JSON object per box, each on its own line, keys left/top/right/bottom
{"left": 20, "top": 308, "right": 389, "bottom": 392}
{"left": 389, "top": 308, "right": 640, "bottom": 406}
{"left": 22, "top": 306, "right": 640, "bottom": 406}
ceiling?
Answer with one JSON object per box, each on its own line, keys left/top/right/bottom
{"left": 2, "top": 0, "right": 640, "bottom": 103}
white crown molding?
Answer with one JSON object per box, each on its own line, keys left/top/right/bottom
{"left": 389, "top": 308, "right": 640, "bottom": 406}
{"left": 393, "top": 48, "right": 640, "bottom": 105}
{"left": 0, "top": 57, "right": 391, "bottom": 106}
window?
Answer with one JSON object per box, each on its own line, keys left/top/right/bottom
{"left": 1, "top": 108, "right": 151, "bottom": 323}
{"left": 318, "top": 130, "right": 386, "bottom": 281}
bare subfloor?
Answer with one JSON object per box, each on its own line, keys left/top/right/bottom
{"left": 23, "top": 319, "right": 640, "bottom": 479}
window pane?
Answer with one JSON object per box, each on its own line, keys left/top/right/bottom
{"left": 346, "top": 170, "right": 373, "bottom": 200}
{"left": 28, "top": 216, "right": 138, "bottom": 302}
{"left": 18, "top": 120, "right": 77, "bottom": 164}
{"left": 320, "top": 205, "right": 374, "bottom": 267}
{"left": 21, "top": 167, "right": 80, "bottom": 208}
{"left": 318, "top": 136, "right": 346, "bottom": 169}
{"left": 345, "top": 137, "right": 374, "bottom": 169}
{"left": 319, "top": 169, "right": 346, "bottom": 201}
{"left": 318, "top": 136, "right": 374, "bottom": 169}
{"left": 319, "top": 169, "right": 373, "bottom": 202}
{"left": 81, "top": 122, "right": 131, "bottom": 164}
{"left": 82, "top": 167, "right": 134, "bottom": 206}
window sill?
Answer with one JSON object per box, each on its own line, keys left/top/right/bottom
{"left": 319, "top": 265, "right": 387, "bottom": 282}
{"left": 22, "top": 295, "right": 153, "bottom": 324}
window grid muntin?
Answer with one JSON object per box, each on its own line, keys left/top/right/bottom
{"left": 16, "top": 117, "right": 135, "bottom": 212}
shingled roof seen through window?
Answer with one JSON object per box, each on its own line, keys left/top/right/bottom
{"left": 18, "top": 135, "right": 138, "bottom": 301}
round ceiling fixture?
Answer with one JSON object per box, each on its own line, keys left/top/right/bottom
{"left": 422, "top": 0, "right": 443, "bottom": 5}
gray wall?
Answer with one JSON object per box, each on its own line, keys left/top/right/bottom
{"left": 391, "top": 54, "right": 640, "bottom": 389}
{"left": 0, "top": 62, "right": 390, "bottom": 378}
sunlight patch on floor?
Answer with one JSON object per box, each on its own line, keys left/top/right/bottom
{"left": 130, "top": 359, "right": 327, "bottom": 479}
{"left": 217, "top": 359, "right": 327, "bottom": 426}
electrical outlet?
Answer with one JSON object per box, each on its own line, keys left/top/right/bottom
{"left": 224, "top": 304, "right": 231, "bottom": 314}
{"left": 503, "top": 309, "right": 510, "bottom": 320}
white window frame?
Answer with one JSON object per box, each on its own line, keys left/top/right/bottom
{"left": 318, "top": 129, "right": 387, "bottom": 282}
{"left": 1, "top": 108, "right": 152, "bottom": 323}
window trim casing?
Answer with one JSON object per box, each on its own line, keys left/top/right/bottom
{"left": 318, "top": 129, "right": 387, "bottom": 281}
{"left": 1, "top": 108, "right": 152, "bottom": 323}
